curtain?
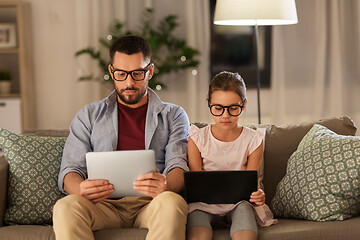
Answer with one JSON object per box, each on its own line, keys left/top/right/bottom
{"left": 271, "top": 0, "right": 360, "bottom": 129}
{"left": 74, "top": 0, "right": 125, "bottom": 109}
{"left": 185, "top": 0, "right": 211, "bottom": 123}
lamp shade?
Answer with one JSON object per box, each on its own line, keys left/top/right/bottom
{"left": 214, "top": 0, "right": 298, "bottom": 26}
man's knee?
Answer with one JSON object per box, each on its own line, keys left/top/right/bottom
{"left": 151, "top": 191, "right": 188, "bottom": 218}
{"left": 53, "top": 195, "right": 97, "bottom": 239}
{"left": 53, "top": 195, "right": 90, "bottom": 219}
{"left": 154, "top": 191, "right": 187, "bottom": 208}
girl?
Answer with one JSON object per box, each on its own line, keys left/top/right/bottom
{"left": 187, "top": 71, "right": 273, "bottom": 240}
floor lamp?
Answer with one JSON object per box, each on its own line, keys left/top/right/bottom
{"left": 214, "top": 0, "right": 298, "bottom": 124}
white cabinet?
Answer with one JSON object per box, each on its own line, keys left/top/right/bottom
{"left": 0, "top": 1, "right": 35, "bottom": 131}
{"left": 0, "top": 97, "right": 21, "bottom": 133}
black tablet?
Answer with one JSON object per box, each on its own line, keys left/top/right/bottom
{"left": 184, "top": 170, "right": 258, "bottom": 204}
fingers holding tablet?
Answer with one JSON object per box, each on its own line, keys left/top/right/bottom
{"left": 133, "top": 171, "right": 167, "bottom": 198}
{"left": 80, "top": 179, "right": 114, "bottom": 203}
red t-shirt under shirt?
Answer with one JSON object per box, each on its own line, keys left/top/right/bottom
{"left": 116, "top": 102, "right": 148, "bottom": 150}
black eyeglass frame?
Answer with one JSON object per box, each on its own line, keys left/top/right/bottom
{"left": 208, "top": 103, "right": 245, "bottom": 117}
{"left": 110, "top": 63, "right": 152, "bottom": 81}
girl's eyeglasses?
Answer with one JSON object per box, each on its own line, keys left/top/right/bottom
{"left": 209, "top": 104, "right": 245, "bottom": 116}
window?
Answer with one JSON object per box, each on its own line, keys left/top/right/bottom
{"left": 210, "top": 0, "right": 272, "bottom": 88}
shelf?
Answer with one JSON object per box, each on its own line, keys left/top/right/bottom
{"left": 0, "top": 48, "right": 18, "bottom": 54}
{"left": 0, "top": 93, "right": 20, "bottom": 98}
{"left": 0, "top": 1, "right": 35, "bottom": 131}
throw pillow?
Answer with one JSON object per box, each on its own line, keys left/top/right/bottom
{"left": 270, "top": 124, "right": 360, "bottom": 221}
{"left": 0, "top": 128, "right": 66, "bottom": 225}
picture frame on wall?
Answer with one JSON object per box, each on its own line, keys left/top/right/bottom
{"left": 0, "top": 23, "right": 17, "bottom": 48}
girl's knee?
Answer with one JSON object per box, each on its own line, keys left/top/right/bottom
{"left": 231, "top": 202, "right": 255, "bottom": 219}
{"left": 230, "top": 202, "right": 258, "bottom": 237}
{"left": 187, "top": 210, "right": 213, "bottom": 230}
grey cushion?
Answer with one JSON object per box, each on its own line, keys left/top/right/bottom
{"left": 270, "top": 124, "right": 360, "bottom": 220}
{"left": 0, "top": 129, "right": 66, "bottom": 224}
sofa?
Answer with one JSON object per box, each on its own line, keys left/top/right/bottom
{"left": 1, "top": 116, "right": 360, "bottom": 240}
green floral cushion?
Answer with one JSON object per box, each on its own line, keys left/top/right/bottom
{"left": 0, "top": 128, "right": 66, "bottom": 225}
{"left": 270, "top": 124, "right": 360, "bottom": 221}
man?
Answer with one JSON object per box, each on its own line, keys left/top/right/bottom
{"left": 53, "top": 35, "right": 189, "bottom": 240}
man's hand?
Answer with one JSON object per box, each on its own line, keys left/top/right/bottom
{"left": 79, "top": 179, "right": 114, "bottom": 203}
{"left": 250, "top": 189, "right": 266, "bottom": 205}
{"left": 133, "top": 169, "right": 167, "bottom": 198}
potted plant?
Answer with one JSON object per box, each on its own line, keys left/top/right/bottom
{"left": 0, "top": 70, "right": 11, "bottom": 94}
{"left": 75, "top": 8, "right": 200, "bottom": 90}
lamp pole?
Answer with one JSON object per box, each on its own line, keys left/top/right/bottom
{"left": 254, "top": 22, "right": 261, "bottom": 124}
{"left": 213, "top": 0, "right": 298, "bottom": 125}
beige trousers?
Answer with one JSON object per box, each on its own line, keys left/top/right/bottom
{"left": 52, "top": 191, "right": 188, "bottom": 240}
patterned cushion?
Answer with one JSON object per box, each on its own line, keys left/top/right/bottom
{"left": 0, "top": 128, "right": 66, "bottom": 225}
{"left": 270, "top": 124, "right": 360, "bottom": 221}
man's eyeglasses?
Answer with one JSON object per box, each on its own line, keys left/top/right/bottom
{"left": 110, "top": 63, "right": 151, "bottom": 81}
{"left": 209, "top": 104, "right": 245, "bottom": 116}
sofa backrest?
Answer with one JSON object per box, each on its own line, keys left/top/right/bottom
{"left": 0, "top": 155, "right": 8, "bottom": 226}
{"left": 22, "top": 129, "right": 70, "bottom": 137}
{"left": 20, "top": 117, "right": 357, "bottom": 204}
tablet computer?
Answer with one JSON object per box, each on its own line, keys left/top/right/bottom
{"left": 86, "top": 150, "right": 156, "bottom": 198}
{"left": 184, "top": 170, "right": 258, "bottom": 204}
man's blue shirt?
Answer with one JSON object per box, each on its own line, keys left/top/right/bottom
{"left": 58, "top": 88, "right": 190, "bottom": 194}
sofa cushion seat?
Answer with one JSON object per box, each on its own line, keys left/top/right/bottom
{"left": 0, "top": 225, "right": 55, "bottom": 239}
{"left": 257, "top": 217, "right": 360, "bottom": 240}
{"left": 1, "top": 217, "right": 360, "bottom": 240}
{"left": 0, "top": 225, "right": 149, "bottom": 240}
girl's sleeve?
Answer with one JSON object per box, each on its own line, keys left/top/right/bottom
{"left": 248, "top": 127, "right": 266, "bottom": 155}
{"left": 189, "top": 124, "right": 203, "bottom": 151}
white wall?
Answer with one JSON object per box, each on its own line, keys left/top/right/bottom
{"left": 5, "top": 0, "right": 359, "bottom": 133}
{"left": 25, "top": 0, "right": 79, "bottom": 129}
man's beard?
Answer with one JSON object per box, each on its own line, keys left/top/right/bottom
{"left": 116, "top": 87, "right": 147, "bottom": 105}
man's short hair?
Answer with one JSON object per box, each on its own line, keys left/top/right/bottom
{"left": 109, "top": 35, "right": 151, "bottom": 63}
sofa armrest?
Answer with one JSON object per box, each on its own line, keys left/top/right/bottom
{"left": 0, "top": 155, "right": 8, "bottom": 227}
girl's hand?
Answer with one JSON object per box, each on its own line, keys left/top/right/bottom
{"left": 250, "top": 189, "right": 265, "bottom": 205}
